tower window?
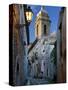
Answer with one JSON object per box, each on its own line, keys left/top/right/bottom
{"left": 44, "top": 25, "right": 46, "bottom": 35}
{"left": 37, "top": 25, "right": 38, "bottom": 36}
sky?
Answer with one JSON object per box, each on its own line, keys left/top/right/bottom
{"left": 28, "top": 5, "right": 61, "bottom": 43}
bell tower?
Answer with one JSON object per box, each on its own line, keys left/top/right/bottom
{"left": 35, "top": 6, "right": 51, "bottom": 39}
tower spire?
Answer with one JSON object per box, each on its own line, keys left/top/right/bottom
{"left": 35, "top": 5, "right": 50, "bottom": 39}
{"left": 41, "top": 6, "right": 45, "bottom": 11}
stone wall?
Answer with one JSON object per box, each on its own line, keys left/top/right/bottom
{"left": 57, "top": 7, "right": 66, "bottom": 83}
{"left": 9, "top": 4, "right": 28, "bottom": 86}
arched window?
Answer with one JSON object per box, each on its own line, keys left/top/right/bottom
{"left": 44, "top": 25, "right": 46, "bottom": 35}
{"left": 37, "top": 25, "right": 38, "bottom": 36}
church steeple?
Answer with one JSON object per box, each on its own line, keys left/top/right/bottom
{"left": 41, "top": 6, "right": 45, "bottom": 11}
{"left": 35, "top": 6, "right": 51, "bottom": 39}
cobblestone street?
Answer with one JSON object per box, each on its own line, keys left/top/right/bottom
{"left": 27, "top": 77, "right": 53, "bottom": 85}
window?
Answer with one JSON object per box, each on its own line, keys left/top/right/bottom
{"left": 37, "top": 25, "right": 38, "bottom": 36}
{"left": 43, "top": 49, "right": 45, "bottom": 52}
{"left": 44, "top": 25, "right": 46, "bottom": 35}
{"left": 47, "top": 68, "right": 48, "bottom": 76}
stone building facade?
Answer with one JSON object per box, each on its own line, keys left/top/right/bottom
{"left": 28, "top": 7, "right": 56, "bottom": 81}
{"left": 9, "top": 4, "right": 28, "bottom": 86}
{"left": 57, "top": 7, "right": 66, "bottom": 83}
{"left": 28, "top": 36, "right": 56, "bottom": 80}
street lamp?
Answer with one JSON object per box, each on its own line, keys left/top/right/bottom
{"left": 15, "top": 5, "right": 33, "bottom": 45}
{"left": 25, "top": 6, "right": 33, "bottom": 24}
{"left": 24, "top": 6, "right": 33, "bottom": 45}
{"left": 15, "top": 6, "right": 33, "bottom": 28}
